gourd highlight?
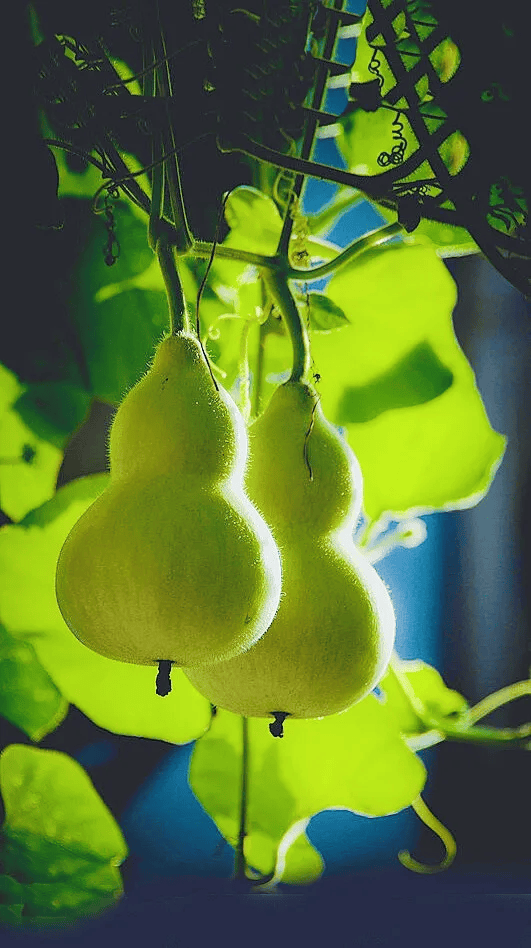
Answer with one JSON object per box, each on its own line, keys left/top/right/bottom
{"left": 185, "top": 380, "right": 395, "bottom": 730}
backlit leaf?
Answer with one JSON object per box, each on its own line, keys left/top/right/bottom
{"left": 305, "top": 292, "right": 350, "bottom": 332}
{"left": 189, "top": 699, "right": 426, "bottom": 884}
{"left": 63, "top": 198, "right": 166, "bottom": 405}
{"left": 380, "top": 660, "right": 468, "bottom": 736}
{"left": 0, "top": 744, "right": 126, "bottom": 925}
{"left": 304, "top": 242, "right": 506, "bottom": 521}
{"left": 0, "top": 624, "right": 67, "bottom": 741}
{"left": 0, "top": 476, "right": 211, "bottom": 744}
{"left": 0, "top": 364, "right": 63, "bottom": 521}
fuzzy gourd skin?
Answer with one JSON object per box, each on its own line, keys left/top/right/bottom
{"left": 185, "top": 380, "right": 395, "bottom": 719}
{"left": 55, "top": 333, "right": 282, "bottom": 667}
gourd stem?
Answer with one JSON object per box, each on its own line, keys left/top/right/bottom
{"left": 261, "top": 269, "right": 311, "bottom": 383}
{"left": 154, "top": 6, "right": 193, "bottom": 252}
{"left": 156, "top": 238, "right": 189, "bottom": 334}
{"left": 148, "top": 133, "right": 164, "bottom": 252}
{"left": 234, "top": 716, "right": 249, "bottom": 882}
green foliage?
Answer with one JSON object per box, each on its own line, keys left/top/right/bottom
{"left": 0, "top": 475, "right": 211, "bottom": 743}
{"left": 306, "top": 242, "right": 506, "bottom": 521}
{"left": 4, "top": 2, "right": 530, "bottom": 911}
{"left": 0, "top": 744, "right": 126, "bottom": 925}
{"left": 190, "top": 699, "right": 427, "bottom": 884}
{"left": 63, "top": 199, "right": 166, "bottom": 404}
{"left": 0, "top": 625, "right": 67, "bottom": 742}
{"left": 380, "top": 660, "right": 469, "bottom": 736}
{"left": 13, "top": 383, "right": 91, "bottom": 451}
{"left": 304, "top": 292, "right": 350, "bottom": 332}
{"left": 0, "top": 364, "right": 64, "bottom": 521}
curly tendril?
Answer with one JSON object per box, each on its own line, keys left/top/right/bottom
{"left": 398, "top": 795, "right": 457, "bottom": 874}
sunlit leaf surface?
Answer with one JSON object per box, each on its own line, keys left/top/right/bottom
{"left": 0, "top": 624, "right": 67, "bottom": 741}
{"left": 0, "top": 744, "right": 126, "bottom": 925}
{"left": 189, "top": 699, "right": 426, "bottom": 884}
{"left": 300, "top": 242, "right": 506, "bottom": 521}
{"left": 64, "top": 199, "right": 167, "bottom": 404}
{"left": 380, "top": 660, "right": 468, "bottom": 736}
{"left": 0, "top": 475, "right": 211, "bottom": 743}
{"left": 0, "top": 364, "right": 63, "bottom": 521}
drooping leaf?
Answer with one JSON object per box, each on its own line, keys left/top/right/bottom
{"left": 189, "top": 699, "right": 426, "bottom": 884}
{"left": 297, "top": 242, "right": 506, "bottom": 521}
{"left": 0, "top": 364, "right": 63, "bottom": 521}
{"left": 0, "top": 475, "right": 211, "bottom": 744}
{"left": 0, "top": 624, "right": 68, "bottom": 742}
{"left": 0, "top": 744, "right": 126, "bottom": 925}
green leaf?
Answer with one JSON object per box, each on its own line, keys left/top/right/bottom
{"left": 13, "top": 383, "right": 91, "bottom": 450}
{"left": 336, "top": 341, "right": 453, "bottom": 423}
{"left": 64, "top": 198, "right": 166, "bottom": 404}
{"left": 224, "top": 186, "right": 283, "bottom": 254}
{"left": 380, "top": 660, "right": 468, "bottom": 736}
{"left": 0, "top": 364, "right": 63, "bottom": 521}
{"left": 0, "top": 624, "right": 68, "bottom": 741}
{"left": 304, "top": 292, "right": 350, "bottom": 332}
{"left": 189, "top": 700, "right": 426, "bottom": 884}
{"left": 0, "top": 475, "right": 211, "bottom": 744}
{"left": 303, "top": 242, "right": 506, "bottom": 521}
{"left": 0, "top": 744, "right": 126, "bottom": 925}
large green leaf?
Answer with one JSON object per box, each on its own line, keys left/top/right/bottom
{"left": 0, "top": 624, "right": 67, "bottom": 742}
{"left": 0, "top": 364, "right": 63, "bottom": 521}
{"left": 0, "top": 744, "right": 126, "bottom": 925}
{"left": 189, "top": 700, "right": 426, "bottom": 885}
{"left": 0, "top": 475, "right": 211, "bottom": 744}
{"left": 293, "top": 242, "right": 505, "bottom": 522}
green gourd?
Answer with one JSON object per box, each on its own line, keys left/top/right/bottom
{"left": 55, "top": 332, "right": 282, "bottom": 673}
{"left": 185, "top": 380, "right": 395, "bottom": 730}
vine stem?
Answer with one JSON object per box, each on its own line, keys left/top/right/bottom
{"left": 465, "top": 679, "right": 531, "bottom": 725}
{"left": 149, "top": 137, "right": 164, "bottom": 252}
{"left": 154, "top": 3, "right": 192, "bottom": 252}
{"left": 156, "top": 239, "right": 189, "bottom": 334}
{"left": 186, "top": 221, "right": 401, "bottom": 281}
{"left": 261, "top": 269, "right": 311, "bottom": 383}
{"left": 234, "top": 716, "right": 249, "bottom": 883}
{"left": 286, "top": 221, "right": 403, "bottom": 281}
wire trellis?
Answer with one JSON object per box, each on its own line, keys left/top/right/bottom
{"left": 30, "top": 0, "right": 531, "bottom": 295}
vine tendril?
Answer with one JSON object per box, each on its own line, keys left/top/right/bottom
{"left": 398, "top": 795, "right": 456, "bottom": 874}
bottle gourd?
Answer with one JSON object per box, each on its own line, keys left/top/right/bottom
{"left": 185, "top": 380, "right": 395, "bottom": 729}
{"left": 55, "top": 332, "right": 282, "bottom": 671}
